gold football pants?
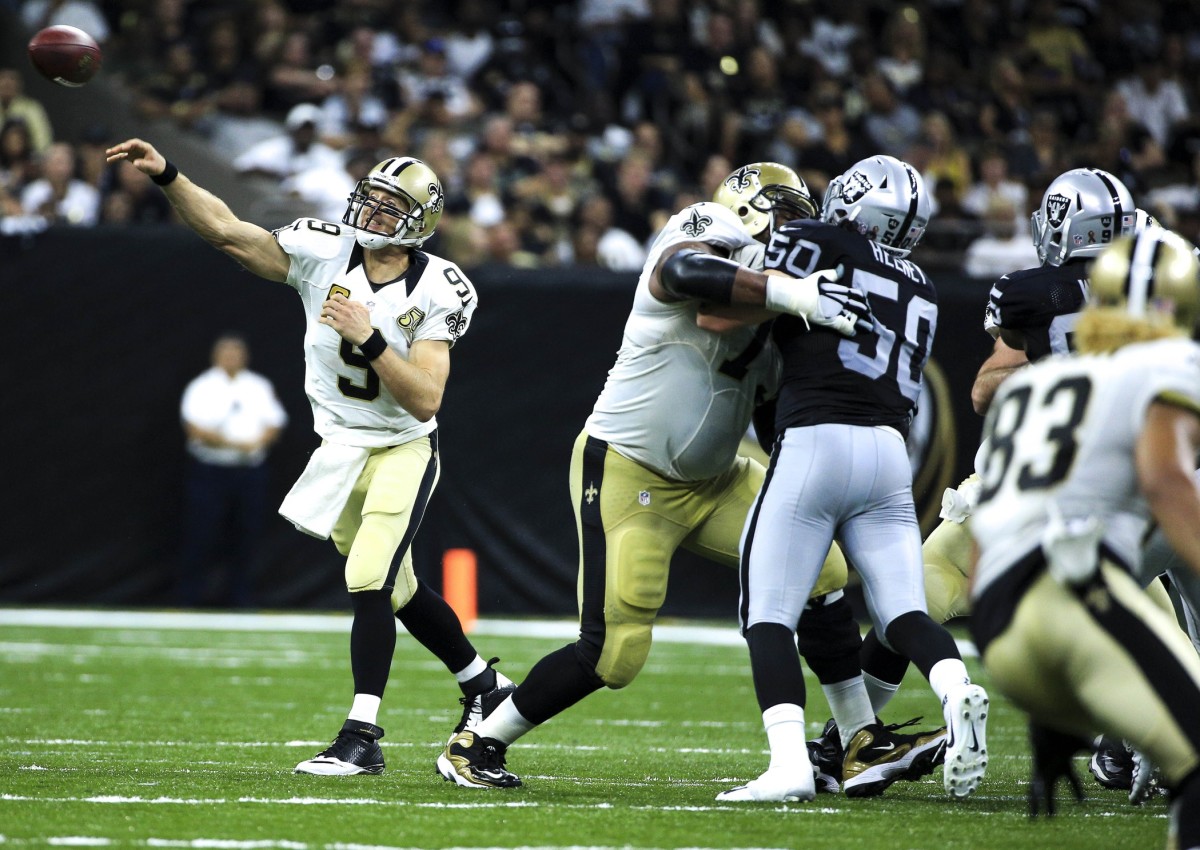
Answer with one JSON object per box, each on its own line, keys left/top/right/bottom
{"left": 334, "top": 433, "right": 438, "bottom": 610}
{"left": 571, "top": 430, "right": 846, "bottom": 688}
{"left": 983, "top": 564, "right": 1200, "bottom": 788}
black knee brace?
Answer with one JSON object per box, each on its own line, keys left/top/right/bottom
{"left": 797, "top": 594, "right": 864, "bottom": 685}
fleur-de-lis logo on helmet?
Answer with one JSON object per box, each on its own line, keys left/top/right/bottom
{"left": 427, "top": 181, "right": 444, "bottom": 214}
{"left": 724, "top": 166, "right": 760, "bottom": 192}
{"left": 680, "top": 208, "right": 713, "bottom": 237}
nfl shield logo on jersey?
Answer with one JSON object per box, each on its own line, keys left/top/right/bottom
{"left": 639, "top": 490, "right": 651, "bottom": 506}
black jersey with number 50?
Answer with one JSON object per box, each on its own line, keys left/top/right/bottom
{"left": 766, "top": 220, "right": 938, "bottom": 439}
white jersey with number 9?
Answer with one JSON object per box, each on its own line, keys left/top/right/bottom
{"left": 274, "top": 217, "right": 478, "bottom": 448}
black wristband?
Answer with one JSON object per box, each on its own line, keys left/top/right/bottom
{"left": 150, "top": 160, "right": 178, "bottom": 186}
{"left": 360, "top": 330, "right": 387, "bottom": 361}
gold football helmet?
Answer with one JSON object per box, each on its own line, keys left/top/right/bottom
{"left": 1077, "top": 226, "right": 1200, "bottom": 352}
{"left": 712, "top": 162, "right": 817, "bottom": 239}
{"left": 343, "top": 156, "right": 444, "bottom": 249}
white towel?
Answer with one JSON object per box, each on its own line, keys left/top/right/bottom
{"left": 279, "top": 442, "right": 370, "bottom": 539}
{"left": 938, "top": 477, "right": 982, "bottom": 524}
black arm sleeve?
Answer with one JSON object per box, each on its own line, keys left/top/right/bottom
{"left": 659, "top": 248, "right": 742, "bottom": 303}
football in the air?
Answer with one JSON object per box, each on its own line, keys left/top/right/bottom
{"left": 27, "top": 25, "right": 102, "bottom": 87}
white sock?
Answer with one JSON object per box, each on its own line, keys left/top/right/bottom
{"left": 928, "top": 658, "right": 971, "bottom": 706}
{"left": 763, "top": 703, "right": 806, "bottom": 773}
{"left": 454, "top": 655, "right": 487, "bottom": 683}
{"left": 348, "top": 693, "right": 381, "bottom": 726}
{"left": 821, "top": 677, "right": 876, "bottom": 749}
{"left": 472, "top": 694, "right": 532, "bottom": 745}
{"left": 863, "top": 671, "right": 901, "bottom": 716}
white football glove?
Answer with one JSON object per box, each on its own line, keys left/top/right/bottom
{"left": 763, "top": 264, "right": 872, "bottom": 337}
{"left": 939, "top": 477, "right": 982, "bottom": 524}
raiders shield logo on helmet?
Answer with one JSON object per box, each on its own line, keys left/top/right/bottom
{"left": 1045, "top": 193, "right": 1070, "bottom": 228}
{"left": 841, "top": 169, "right": 875, "bottom": 204}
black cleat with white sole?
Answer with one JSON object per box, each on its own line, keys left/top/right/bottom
{"left": 294, "top": 719, "right": 385, "bottom": 776}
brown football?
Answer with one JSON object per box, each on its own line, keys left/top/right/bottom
{"left": 28, "top": 25, "right": 102, "bottom": 87}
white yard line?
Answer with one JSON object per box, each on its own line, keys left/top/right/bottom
{"left": 0, "top": 609, "right": 976, "bottom": 656}
{"left": 0, "top": 839, "right": 795, "bottom": 850}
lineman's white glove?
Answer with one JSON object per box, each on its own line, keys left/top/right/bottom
{"left": 764, "top": 265, "right": 872, "bottom": 337}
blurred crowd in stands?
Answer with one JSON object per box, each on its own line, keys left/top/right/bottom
{"left": 3, "top": 0, "right": 1200, "bottom": 277}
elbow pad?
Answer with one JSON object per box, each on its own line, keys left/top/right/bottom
{"left": 659, "top": 249, "right": 741, "bottom": 303}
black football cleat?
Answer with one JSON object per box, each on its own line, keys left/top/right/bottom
{"left": 437, "top": 731, "right": 522, "bottom": 788}
{"left": 451, "top": 657, "right": 517, "bottom": 740}
{"left": 294, "top": 719, "right": 385, "bottom": 775}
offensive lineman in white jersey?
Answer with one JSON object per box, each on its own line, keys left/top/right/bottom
{"left": 971, "top": 227, "right": 1200, "bottom": 842}
{"left": 106, "top": 139, "right": 514, "bottom": 776}
{"left": 437, "top": 163, "right": 896, "bottom": 791}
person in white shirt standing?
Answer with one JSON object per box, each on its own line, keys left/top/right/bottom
{"left": 179, "top": 333, "right": 287, "bottom": 608}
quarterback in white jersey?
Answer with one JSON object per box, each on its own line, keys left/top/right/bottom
{"left": 275, "top": 216, "right": 476, "bottom": 448}
{"left": 439, "top": 163, "right": 879, "bottom": 796}
{"left": 106, "top": 139, "right": 512, "bottom": 779}
{"left": 969, "top": 228, "right": 1200, "bottom": 839}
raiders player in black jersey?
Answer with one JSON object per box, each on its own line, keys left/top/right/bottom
{"left": 852, "top": 169, "right": 1163, "bottom": 796}
{"left": 731, "top": 155, "right": 990, "bottom": 802}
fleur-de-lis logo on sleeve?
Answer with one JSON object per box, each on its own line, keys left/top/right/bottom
{"left": 680, "top": 208, "right": 714, "bottom": 237}
{"left": 445, "top": 309, "right": 467, "bottom": 339}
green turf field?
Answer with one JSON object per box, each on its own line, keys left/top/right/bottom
{"left": 0, "top": 611, "right": 1168, "bottom": 849}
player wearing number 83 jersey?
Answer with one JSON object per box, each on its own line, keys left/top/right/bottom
{"left": 972, "top": 340, "right": 1200, "bottom": 609}
{"left": 970, "top": 228, "right": 1200, "bottom": 836}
